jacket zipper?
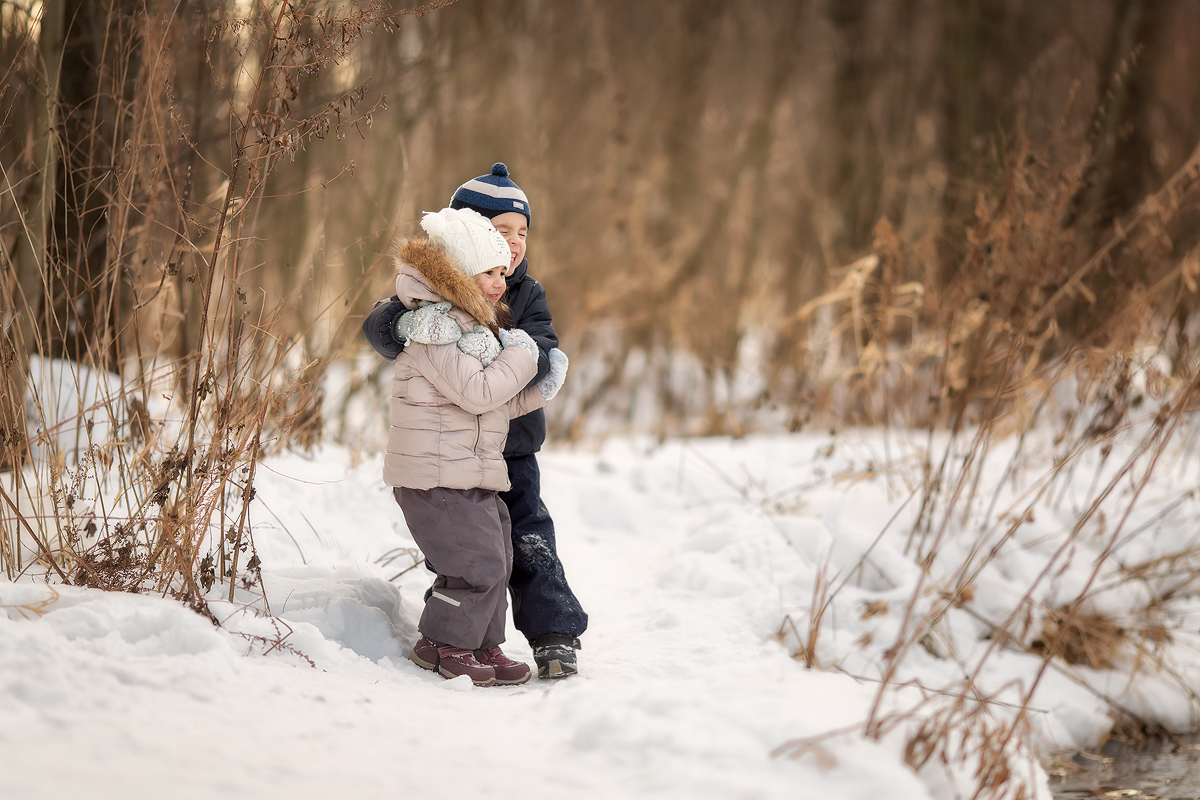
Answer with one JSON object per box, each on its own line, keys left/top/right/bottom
{"left": 473, "top": 414, "right": 482, "bottom": 456}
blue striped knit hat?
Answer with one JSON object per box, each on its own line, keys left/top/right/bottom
{"left": 449, "top": 162, "right": 531, "bottom": 227}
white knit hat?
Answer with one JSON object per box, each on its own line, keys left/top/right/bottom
{"left": 419, "top": 206, "right": 510, "bottom": 277}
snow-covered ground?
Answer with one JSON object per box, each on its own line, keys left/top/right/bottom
{"left": 5, "top": 428, "right": 1200, "bottom": 799}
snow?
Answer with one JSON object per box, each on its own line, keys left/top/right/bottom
{"left": 23, "top": 354, "right": 121, "bottom": 465}
{"left": 6, "top": 426, "right": 1200, "bottom": 798}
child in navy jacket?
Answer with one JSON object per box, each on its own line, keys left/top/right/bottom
{"left": 364, "top": 163, "right": 587, "bottom": 679}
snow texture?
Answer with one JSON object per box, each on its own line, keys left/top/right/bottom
{"left": 8, "top": 427, "right": 1200, "bottom": 798}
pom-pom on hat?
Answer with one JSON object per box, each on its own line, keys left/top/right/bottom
{"left": 449, "top": 162, "right": 531, "bottom": 226}
{"left": 419, "top": 207, "right": 511, "bottom": 278}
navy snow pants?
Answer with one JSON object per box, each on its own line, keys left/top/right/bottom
{"left": 499, "top": 454, "right": 588, "bottom": 642}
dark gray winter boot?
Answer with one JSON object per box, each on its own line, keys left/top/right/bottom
{"left": 531, "top": 633, "right": 580, "bottom": 679}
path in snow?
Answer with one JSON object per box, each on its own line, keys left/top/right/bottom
{"left": 0, "top": 438, "right": 1035, "bottom": 799}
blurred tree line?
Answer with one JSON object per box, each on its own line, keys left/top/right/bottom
{"left": 3, "top": 0, "right": 1200, "bottom": 446}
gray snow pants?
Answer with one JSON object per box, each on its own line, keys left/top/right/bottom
{"left": 393, "top": 486, "right": 513, "bottom": 650}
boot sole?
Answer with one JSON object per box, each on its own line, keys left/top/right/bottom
{"left": 493, "top": 670, "right": 532, "bottom": 686}
{"left": 536, "top": 658, "right": 578, "bottom": 679}
{"left": 409, "top": 649, "right": 438, "bottom": 671}
{"left": 410, "top": 649, "right": 496, "bottom": 686}
{"left": 438, "top": 663, "right": 495, "bottom": 686}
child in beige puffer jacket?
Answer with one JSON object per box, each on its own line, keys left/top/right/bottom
{"left": 385, "top": 207, "right": 549, "bottom": 687}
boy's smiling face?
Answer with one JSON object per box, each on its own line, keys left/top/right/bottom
{"left": 490, "top": 212, "right": 528, "bottom": 274}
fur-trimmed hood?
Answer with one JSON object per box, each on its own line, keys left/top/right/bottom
{"left": 392, "top": 238, "right": 496, "bottom": 329}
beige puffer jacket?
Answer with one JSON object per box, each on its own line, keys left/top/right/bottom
{"left": 383, "top": 239, "right": 545, "bottom": 492}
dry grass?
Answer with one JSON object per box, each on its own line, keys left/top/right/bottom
{"left": 4, "top": 4, "right": 1200, "bottom": 798}
{"left": 0, "top": 0, "right": 451, "bottom": 607}
{"left": 1031, "top": 608, "right": 1125, "bottom": 671}
{"left": 761, "top": 74, "right": 1200, "bottom": 796}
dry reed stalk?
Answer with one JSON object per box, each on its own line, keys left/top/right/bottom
{"left": 0, "top": 0, "right": 453, "bottom": 607}
{"left": 766, "top": 67, "right": 1200, "bottom": 793}
{"left": 801, "top": 561, "right": 831, "bottom": 669}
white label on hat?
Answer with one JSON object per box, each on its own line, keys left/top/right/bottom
{"left": 514, "top": 201, "right": 525, "bottom": 209}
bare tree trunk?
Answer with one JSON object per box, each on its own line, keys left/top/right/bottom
{"left": 1075, "top": 0, "right": 1144, "bottom": 251}
{"left": 14, "top": 0, "right": 64, "bottom": 357}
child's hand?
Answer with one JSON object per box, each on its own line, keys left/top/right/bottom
{"left": 395, "top": 301, "right": 461, "bottom": 346}
{"left": 537, "top": 348, "right": 568, "bottom": 400}
{"left": 458, "top": 325, "right": 501, "bottom": 366}
{"left": 498, "top": 328, "right": 539, "bottom": 362}
{"left": 365, "top": 296, "right": 406, "bottom": 358}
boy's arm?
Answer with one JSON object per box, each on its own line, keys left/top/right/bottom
{"left": 515, "top": 280, "right": 558, "bottom": 386}
{"left": 363, "top": 297, "right": 462, "bottom": 358}
{"left": 362, "top": 295, "right": 406, "bottom": 360}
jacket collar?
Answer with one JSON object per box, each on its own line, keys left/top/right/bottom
{"left": 506, "top": 257, "right": 529, "bottom": 287}
{"left": 392, "top": 238, "right": 496, "bottom": 328}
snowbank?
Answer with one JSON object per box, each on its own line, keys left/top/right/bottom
{"left": 6, "top": 428, "right": 1200, "bottom": 798}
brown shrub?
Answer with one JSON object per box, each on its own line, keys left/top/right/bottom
{"left": 1032, "top": 607, "right": 1125, "bottom": 670}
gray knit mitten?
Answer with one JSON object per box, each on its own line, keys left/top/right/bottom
{"left": 537, "top": 348, "right": 569, "bottom": 401}
{"left": 457, "top": 325, "right": 502, "bottom": 366}
{"left": 394, "top": 301, "right": 461, "bottom": 346}
{"left": 498, "top": 328, "right": 539, "bottom": 362}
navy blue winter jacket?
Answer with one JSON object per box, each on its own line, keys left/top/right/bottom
{"left": 362, "top": 257, "right": 558, "bottom": 458}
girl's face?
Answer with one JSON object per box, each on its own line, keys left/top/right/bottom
{"left": 474, "top": 266, "right": 507, "bottom": 305}
{"left": 490, "top": 211, "right": 528, "bottom": 274}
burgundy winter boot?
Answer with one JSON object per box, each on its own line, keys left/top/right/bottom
{"left": 474, "top": 645, "right": 532, "bottom": 685}
{"left": 409, "top": 636, "right": 496, "bottom": 687}
{"left": 408, "top": 636, "right": 440, "bottom": 670}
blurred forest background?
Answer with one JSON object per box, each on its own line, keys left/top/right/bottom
{"left": 0, "top": 0, "right": 1199, "bottom": 461}
{"left": 4, "top": 0, "right": 1200, "bottom": 449}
